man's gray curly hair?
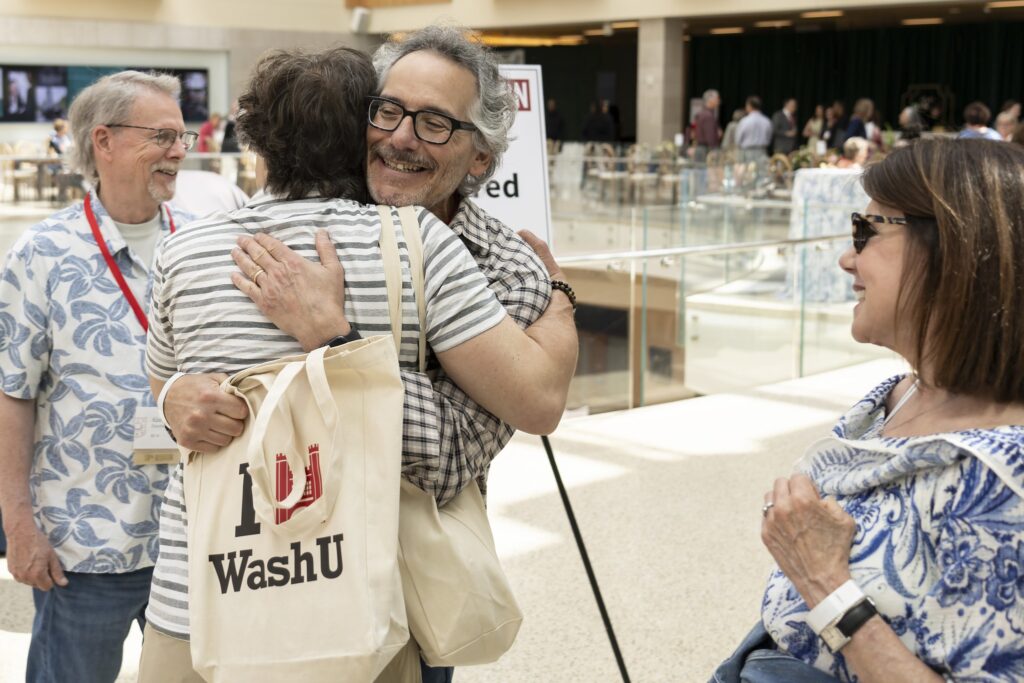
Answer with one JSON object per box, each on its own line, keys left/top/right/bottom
{"left": 67, "top": 70, "right": 181, "bottom": 183}
{"left": 373, "top": 25, "right": 516, "bottom": 197}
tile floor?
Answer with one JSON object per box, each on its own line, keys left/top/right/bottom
{"left": 0, "top": 358, "right": 905, "bottom": 682}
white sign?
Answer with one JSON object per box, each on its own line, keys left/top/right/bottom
{"left": 472, "top": 65, "right": 553, "bottom": 247}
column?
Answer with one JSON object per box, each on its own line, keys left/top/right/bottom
{"left": 636, "top": 18, "right": 685, "bottom": 147}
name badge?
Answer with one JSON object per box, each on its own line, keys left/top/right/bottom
{"left": 133, "top": 407, "right": 181, "bottom": 465}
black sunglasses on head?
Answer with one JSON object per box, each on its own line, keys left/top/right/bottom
{"left": 850, "top": 212, "right": 909, "bottom": 253}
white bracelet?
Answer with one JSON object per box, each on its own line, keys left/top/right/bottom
{"left": 157, "top": 372, "right": 186, "bottom": 430}
{"left": 806, "top": 579, "right": 865, "bottom": 634}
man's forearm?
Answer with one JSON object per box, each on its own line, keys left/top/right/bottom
{"left": 523, "top": 291, "right": 578, "bottom": 408}
{"left": 0, "top": 392, "right": 38, "bottom": 529}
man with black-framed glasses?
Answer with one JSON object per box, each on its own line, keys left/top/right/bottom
{"left": 0, "top": 70, "right": 195, "bottom": 683}
{"left": 367, "top": 95, "right": 478, "bottom": 145}
{"left": 158, "top": 25, "right": 578, "bottom": 683}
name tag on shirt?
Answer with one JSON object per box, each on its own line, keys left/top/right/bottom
{"left": 133, "top": 407, "right": 181, "bottom": 465}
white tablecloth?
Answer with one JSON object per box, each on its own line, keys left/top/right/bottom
{"left": 789, "top": 168, "right": 869, "bottom": 303}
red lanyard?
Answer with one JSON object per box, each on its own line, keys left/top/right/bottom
{"left": 84, "top": 193, "right": 175, "bottom": 333}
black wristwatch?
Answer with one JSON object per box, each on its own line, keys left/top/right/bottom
{"left": 326, "top": 326, "right": 362, "bottom": 348}
{"left": 821, "top": 597, "right": 878, "bottom": 652}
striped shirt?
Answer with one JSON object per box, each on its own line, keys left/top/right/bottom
{"left": 144, "top": 194, "right": 509, "bottom": 638}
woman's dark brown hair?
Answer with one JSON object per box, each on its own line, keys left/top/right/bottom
{"left": 236, "top": 46, "right": 374, "bottom": 202}
{"left": 862, "top": 138, "right": 1024, "bottom": 402}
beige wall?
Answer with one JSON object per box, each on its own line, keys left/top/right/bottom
{"left": 349, "top": 0, "right": 970, "bottom": 33}
{"left": 0, "top": 0, "right": 980, "bottom": 34}
{"left": 0, "top": 1, "right": 348, "bottom": 34}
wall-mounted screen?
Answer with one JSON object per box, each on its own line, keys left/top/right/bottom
{"left": 0, "top": 64, "right": 209, "bottom": 123}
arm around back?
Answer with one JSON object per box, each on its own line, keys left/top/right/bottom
{"left": 423, "top": 219, "right": 577, "bottom": 436}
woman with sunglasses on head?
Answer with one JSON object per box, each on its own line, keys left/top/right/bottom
{"left": 713, "top": 138, "right": 1024, "bottom": 682}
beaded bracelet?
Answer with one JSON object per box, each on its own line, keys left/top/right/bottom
{"left": 550, "top": 279, "right": 577, "bottom": 311}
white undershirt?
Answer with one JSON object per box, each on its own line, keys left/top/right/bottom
{"left": 113, "top": 212, "right": 163, "bottom": 269}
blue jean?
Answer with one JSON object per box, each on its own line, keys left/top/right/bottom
{"left": 710, "top": 622, "right": 839, "bottom": 683}
{"left": 28, "top": 568, "right": 153, "bottom": 683}
{"left": 421, "top": 661, "right": 454, "bottom": 683}
{"left": 0, "top": 509, "right": 6, "bottom": 554}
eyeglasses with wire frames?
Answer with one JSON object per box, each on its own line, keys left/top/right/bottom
{"left": 105, "top": 124, "right": 199, "bottom": 152}
{"left": 366, "top": 96, "right": 477, "bottom": 145}
{"left": 850, "top": 212, "right": 909, "bottom": 254}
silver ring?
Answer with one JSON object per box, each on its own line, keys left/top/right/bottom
{"left": 761, "top": 501, "right": 775, "bottom": 517}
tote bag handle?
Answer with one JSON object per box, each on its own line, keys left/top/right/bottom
{"left": 397, "top": 206, "right": 426, "bottom": 371}
{"left": 246, "top": 344, "right": 341, "bottom": 535}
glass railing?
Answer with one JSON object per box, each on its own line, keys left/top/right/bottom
{"left": 557, "top": 199, "right": 893, "bottom": 415}
{"left": 0, "top": 151, "right": 886, "bottom": 415}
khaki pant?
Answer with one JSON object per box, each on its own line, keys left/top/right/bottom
{"left": 138, "top": 624, "right": 206, "bottom": 683}
{"left": 138, "top": 623, "right": 422, "bottom": 682}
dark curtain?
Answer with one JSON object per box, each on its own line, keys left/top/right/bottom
{"left": 688, "top": 21, "right": 1024, "bottom": 129}
{"left": 521, "top": 43, "right": 638, "bottom": 141}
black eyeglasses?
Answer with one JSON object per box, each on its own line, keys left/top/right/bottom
{"left": 106, "top": 124, "right": 199, "bottom": 151}
{"left": 850, "top": 212, "right": 909, "bottom": 253}
{"left": 367, "top": 96, "right": 477, "bottom": 145}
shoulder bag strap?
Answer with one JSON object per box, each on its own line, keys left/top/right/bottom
{"left": 376, "top": 205, "right": 404, "bottom": 354}
{"left": 395, "top": 205, "right": 427, "bottom": 373}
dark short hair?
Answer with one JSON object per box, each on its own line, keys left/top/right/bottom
{"left": 862, "top": 138, "right": 1024, "bottom": 401}
{"left": 746, "top": 95, "right": 762, "bottom": 110}
{"left": 963, "top": 101, "right": 992, "bottom": 126}
{"left": 236, "top": 46, "right": 375, "bottom": 202}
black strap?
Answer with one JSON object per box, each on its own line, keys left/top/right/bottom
{"left": 542, "top": 435, "right": 631, "bottom": 683}
{"left": 837, "top": 598, "right": 878, "bottom": 639}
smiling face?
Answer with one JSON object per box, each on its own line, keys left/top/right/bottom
{"left": 98, "top": 89, "right": 186, "bottom": 215}
{"left": 366, "top": 50, "right": 491, "bottom": 222}
{"left": 839, "top": 200, "right": 912, "bottom": 354}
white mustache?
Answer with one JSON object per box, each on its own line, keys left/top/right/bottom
{"left": 374, "top": 146, "right": 434, "bottom": 170}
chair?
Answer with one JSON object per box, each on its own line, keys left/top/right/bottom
{"left": 626, "top": 144, "right": 659, "bottom": 204}
{"left": 581, "top": 142, "right": 604, "bottom": 197}
{"left": 596, "top": 143, "right": 627, "bottom": 203}
{"left": 1, "top": 142, "right": 40, "bottom": 202}
{"left": 657, "top": 149, "right": 686, "bottom": 205}
{"left": 767, "top": 153, "right": 793, "bottom": 188}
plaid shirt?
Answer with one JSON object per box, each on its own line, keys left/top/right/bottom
{"left": 401, "top": 198, "right": 551, "bottom": 504}
{"left": 146, "top": 197, "right": 550, "bottom": 639}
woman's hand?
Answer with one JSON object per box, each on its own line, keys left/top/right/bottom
{"left": 231, "top": 230, "right": 351, "bottom": 351}
{"left": 761, "top": 473, "right": 857, "bottom": 607}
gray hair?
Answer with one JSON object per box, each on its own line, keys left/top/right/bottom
{"left": 843, "top": 136, "right": 870, "bottom": 160}
{"left": 373, "top": 25, "right": 516, "bottom": 197}
{"left": 67, "top": 70, "right": 181, "bottom": 183}
{"left": 900, "top": 106, "right": 922, "bottom": 127}
{"left": 702, "top": 89, "right": 719, "bottom": 105}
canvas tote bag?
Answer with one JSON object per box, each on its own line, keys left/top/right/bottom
{"left": 185, "top": 209, "right": 418, "bottom": 682}
{"left": 380, "top": 206, "right": 524, "bottom": 669}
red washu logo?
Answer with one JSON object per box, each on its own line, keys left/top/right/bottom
{"left": 275, "top": 444, "right": 323, "bottom": 524}
{"left": 510, "top": 79, "right": 531, "bottom": 111}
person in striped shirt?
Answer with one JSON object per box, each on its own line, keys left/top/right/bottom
{"left": 142, "top": 32, "right": 577, "bottom": 681}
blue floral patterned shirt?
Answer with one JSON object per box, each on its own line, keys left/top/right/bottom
{"left": 0, "top": 191, "right": 191, "bottom": 573}
{"left": 762, "top": 375, "right": 1024, "bottom": 681}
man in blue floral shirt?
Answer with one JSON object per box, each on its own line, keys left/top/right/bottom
{"left": 0, "top": 70, "right": 196, "bottom": 683}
